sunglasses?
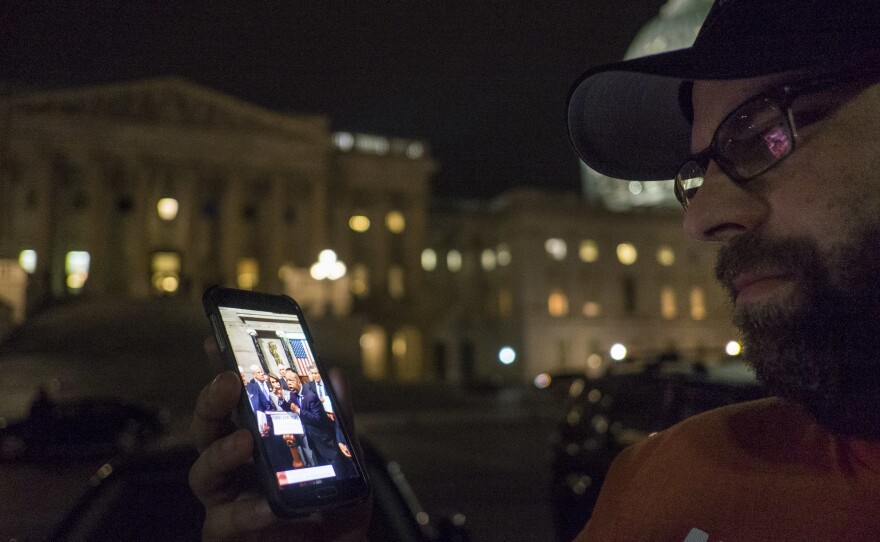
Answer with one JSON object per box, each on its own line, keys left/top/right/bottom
{"left": 674, "top": 71, "right": 880, "bottom": 210}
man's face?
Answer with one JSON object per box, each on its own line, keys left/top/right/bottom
{"left": 309, "top": 369, "right": 321, "bottom": 383}
{"left": 253, "top": 369, "right": 266, "bottom": 382}
{"left": 685, "top": 74, "right": 880, "bottom": 437}
{"left": 286, "top": 374, "right": 302, "bottom": 392}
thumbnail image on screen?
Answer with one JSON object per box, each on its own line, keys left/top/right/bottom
{"left": 218, "top": 306, "right": 358, "bottom": 487}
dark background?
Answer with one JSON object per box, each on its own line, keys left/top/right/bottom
{"left": 1, "top": 0, "right": 667, "bottom": 199}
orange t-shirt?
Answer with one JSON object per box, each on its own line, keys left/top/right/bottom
{"left": 574, "top": 397, "right": 880, "bottom": 542}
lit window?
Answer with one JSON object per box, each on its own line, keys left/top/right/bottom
{"left": 421, "top": 249, "right": 437, "bottom": 271}
{"left": 157, "top": 198, "right": 179, "bottom": 221}
{"left": 657, "top": 246, "right": 676, "bottom": 266}
{"left": 690, "top": 287, "right": 706, "bottom": 320}
{"left": 350, "top": 264, "right": 369, "bottom": 297}
{"left": 152, "top": 252, "right": 181, "bottom": 294}
{"left": 360, "top": 325, "right": 387, "bottom": 380}
{"left": 388, "top": 265, "right": 405, "bottom": 299}
{"left": 392, "top": 333, "right": 407, "bottom": 358}
{"left": 548, "top": 290, "right": 569, "bottom": 317}
{"left": 496, "top": 244, "right": 512, "bottom": 266}
{"left": 661, "top": 286, "right": 677, "bottom": 319}
{"left": 481, "top": 249, "right": 497, "bottom": 271}
{"left": 499, "top": 290, "right": 513, "bottom": 318}
{"left": 406, "top": 142, "right": 425, "bottom": 159}
{"left": 582, "top": 301, "right": 601, "bottom": 318}
{"left": 349, "top": 215, "right": 371, "bottom": 232}
{"left": 617, "top": 243, "right": 638, "bottom": 265}
{"left": 65, "top": 251, "right": 91, "bottom": 292}
{"left": 579, "top": 240, "right": 599, "bottom": 263}
{"left": 333, "top": 132, "right": 355, "bottom": 151}
{"left": 18, "top": 250, "right": 37, "bottom": 274}
{"left": 386, "top": 211, "right": 406, "bottom": 233}
{"left": 447, "top": 250, "right": 462, "bottom": 272}
{"left": 237, "top": 258, "right": 259, "bottom": 290}
{"left": 545, "top": 238, "right": 567, "bottom": 261}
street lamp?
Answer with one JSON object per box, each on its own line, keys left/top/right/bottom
{"left": 309, "top": 249, "right": 347, "bottom": 281}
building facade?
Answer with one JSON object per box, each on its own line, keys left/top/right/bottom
{"left": 0, "top": 77, "right": 736, "bottom": 384}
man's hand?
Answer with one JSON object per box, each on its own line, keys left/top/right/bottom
{"left": 189, "top": 338, "right": 370, "bottom": 541}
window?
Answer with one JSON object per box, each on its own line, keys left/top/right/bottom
{"left": 236, "top": 258, "right": 259, "bottom": 290}
{"left": 583, "top": 301, "right": 601, "bottom": 318}
{"left": 421, "top": 249, "right": 437, "bottom": 271}
{"left": 657, "top": 246, "right": 676, "bottom": 266}
{"left": 157, "top": 198, "right": 179, "bottom": 221}
{"left": 481, "top": 249, "right": 497, "bottom": 271}
{"left": 496, "top": 244, "right": 512, "bottom": 266}
{"left": 617, "top": 243, "right": 638, "bottom": 265}
{"left": 65, "top": 251, "right": 91, "bottom": 292}
{"left": 152, "top": 252, "right": 181, "bottom": 294}
{"left": 385, "top": 210, "right": 406, "bottom": 233}
{"left": 350, "top": 264, "right": 369, "bottom": 298}
{"left": 548, "top": 290, "right": 569, "bottom": 317}
{"left": 579, "top": 240, "right": 599, "bottom": 263}
{"left": 388, "top": 266, "right": 405, "bottom": 299}
{"left": 545, "top": 238, "right": 567, "bottom": 261}
{"left": 349, "top": 215, "right": 371, "bottom": 232}
{"left": 447, "top": 250, "right": 462, "bottom": 272}
{"left": 690, "top": 287, "right": 706, "bottom": 320}
{"left": 661, "top": 286, "right": 677, "bottom": 319}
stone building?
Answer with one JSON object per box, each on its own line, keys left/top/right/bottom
{"left": 0, "top": 77, "right": 437, "bottom": 379}
{"left": 424, "top": 189, "right": 736, "bottom": 385}
{"left": 0, "top": 75, "right": 736, "bottom": 385}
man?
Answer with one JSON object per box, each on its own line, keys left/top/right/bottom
{"left": 565, "top": 1, "right": 880, "bottom": 540}
{"left": 190, "top": 1, "right": 880, "bottom": 539}
{"left": 281, "top": 371, "right": 341, "bottom": 468}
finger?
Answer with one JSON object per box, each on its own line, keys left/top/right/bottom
{"left": 192, "top": 371, "right": 241, "bottom": 452}
{"left": 189, "top": 427, "right": 253, "bottom": 506}
{"left": 204, "top": 336, "right": 225, "bottom": 373}
{"left": 201, "top": 494, "right": 278, "bottom": 542}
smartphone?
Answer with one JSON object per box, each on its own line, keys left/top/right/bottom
{"left": 202, "top": 285, "right": 370, "bottom": 517}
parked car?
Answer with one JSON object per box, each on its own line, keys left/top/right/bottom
{"left": 550, "top": 360, "right": 766, "bottom": 541}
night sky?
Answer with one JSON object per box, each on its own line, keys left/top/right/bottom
{"left": 2, "top": 1, "right": 667, "bottom": 198}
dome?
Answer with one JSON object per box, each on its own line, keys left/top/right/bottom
{"left": 580, "top": 0, "right": 713, "bottom": 211}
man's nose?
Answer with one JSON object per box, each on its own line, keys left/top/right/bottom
{"left": 682, "top": 163, "right": 768, "bottom": 242}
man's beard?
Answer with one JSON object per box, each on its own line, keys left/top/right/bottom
{"left": 715, "top": 226, "right": 880, "bottom": 439}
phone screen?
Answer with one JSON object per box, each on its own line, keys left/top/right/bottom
{"left": 215, "top": 305, "right": 360, "bottom": 489}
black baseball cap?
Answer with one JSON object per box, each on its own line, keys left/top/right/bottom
{"left": 567, "top": 0, "right": 880, "bottom": 181}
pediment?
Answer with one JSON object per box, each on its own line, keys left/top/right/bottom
{"left": 5, "top": 77, "right": 325, "bottom": 139}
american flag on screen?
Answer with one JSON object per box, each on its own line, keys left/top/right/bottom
{"left": 289, "top": 339, "right": 314, "bottom": 376}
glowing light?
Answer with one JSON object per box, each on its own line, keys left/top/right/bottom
{"left": 157, "top": 198, "right": 179, "bottom": 221}
{"left": 628, "top": 181, "right": 643, "bottom": 195}
{"left": 534, "top": 373, "right": 552, "bottom": 389}
{"left": 690, "top": 287, "right": 706, "bottom": 320}
{"left": 579, "top": 240, "right": 599, "bottom": 263}
{"left": 548, "top": 290, "right": 569, "bottom": 317}
{"left": 385, "top": 211, "right": 405, "bottom": 233}
{"left": 333, "top": 132, "right": 355, "bottom": 151}
{"left": 496, "top": 244, "right": 512, "bottom": 266}
{"left": 65, "top": 251, "right": 90, "bottom": 291}
{"left": 545, "top": 238, "right": 567, "bottom": 261}
{"left": 421, "top": 249, "right": 437, "bottom": 271}
{"left": 582, "top": 302, "right": 601, "bottom": 318}
{"left": 310, "top": 249, "right": 346, "bottom": 280}
{"left": 610, "top": 343, "right": 627, "bottom": 361}
{"left": 349, "top": 215, "right": 371, "bottom": 232}
{"left": 657, "top": 246, "right": 676, "bottom": 266}
{"left": 480, "top": 249, "right": 497, "bottom": 271}
{"left": 447, "top": 250, "right": 462, "bottom": 272}
{"left": 616, "top": 243, "right": 638, "bottom": 265}
{"left": 237, "top": 258, "right": 259, "bottom": 290}
{"left": 18, "top": 250, "right": 37, "bottom": 274}
{"left": 726, "top": 340, "right": 743, "bottom": 356}
{"left": 586, "top": 354, "right": 603, "bottom": 370}
{"left": 498, "top": 346, "right": 516, "bottom": 365}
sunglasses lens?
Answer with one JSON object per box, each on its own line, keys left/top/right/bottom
{"left": 674, "top": 160, "right": 704, "bottom": 208}
{"left": 718, "top": 99, "right": 792, "bottom": 179}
